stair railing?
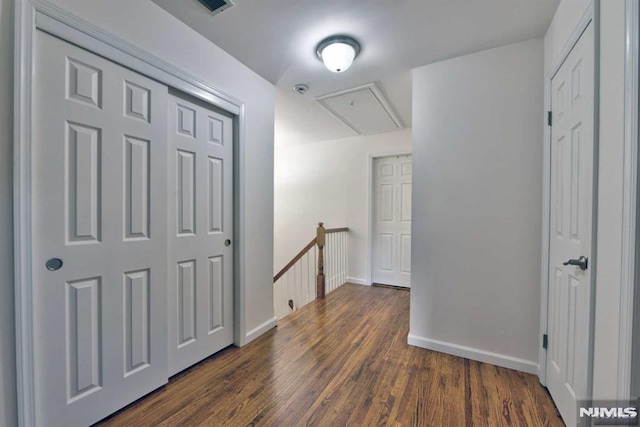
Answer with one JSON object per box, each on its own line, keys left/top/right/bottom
{"left": 273, "top": 223, "right": 349, "bottom": 319}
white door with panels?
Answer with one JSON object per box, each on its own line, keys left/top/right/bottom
{"left": 32, "top": 31, "right": 169, "bottom": 426}
{"left": 167, "top": 92, "right": 234, "bottom": 376}
{"left": 372, "top": 155, "right": 412, "bottom": 287}
{"left": 546, "top": 22, "right": 594, "bottom": 427}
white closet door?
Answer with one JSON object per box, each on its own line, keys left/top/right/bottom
{"left": 167, "top": 92, "right": 234, "bottom": 376}
{"left": 32, "top": 31, "right": 169, "bottom": 426}
{"left": 372, "top": 155, "right": 412, "bottom": 287}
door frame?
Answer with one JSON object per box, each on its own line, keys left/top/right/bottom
{"left": 539, "top": 2, "right": 597, "bottom": 390}
{"left": 14, "top": 1, "right": 248, "bottom": 425}
{"left": 366, "top": 150, "right": 412, "bottom": 286}
{"left": 621, "top": 0, "right": 640, "bottom": 400}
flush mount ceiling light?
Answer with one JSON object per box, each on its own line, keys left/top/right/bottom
{"left": 316, "top": 36, "right": 361, "bottom": 73}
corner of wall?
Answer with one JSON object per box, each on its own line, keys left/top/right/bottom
{"left": 244, "top": 317, "right": 277, "bottom": 345}
{"left": 407, "top": 333, "right": 539, "bottom": 374}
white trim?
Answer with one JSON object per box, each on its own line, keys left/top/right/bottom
{"left": 14, "top": 2, "right": 249, "bottom": 425}
{"left": 587, "top": 0, "right": 601, "bottom": 405}
{"left": 618, "top": 0, "right": 639, "bottom": 400}
{"left": 538, "top": 70, "right": 550, "bottom": 384}
{"left": 245, "top": 317, "right": 277, "bottom": 344}
{"left": 233, "top": 104, "right": 247, "bottom": 347}
{"left": 14, "top": 0, "right": 36, "bottom": 425}
{"left": 407, "top": 334, "right": 539, "bottom": 375}
{"left": 366, "top": 151, "right": 412, "bottom": 287}
{"left": 539, "top": 2, "right": 595, "bottom": 386}
{"left": 346, "top": 277, "right": 369, "bottom": 286}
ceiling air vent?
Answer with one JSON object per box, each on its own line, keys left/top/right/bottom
{"left": 196, "top": 0, "right": 235, "bottom": 16}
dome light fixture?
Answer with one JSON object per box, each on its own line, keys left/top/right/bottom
{"left": 316, "top": 35, "right": 361, "bottom": 73}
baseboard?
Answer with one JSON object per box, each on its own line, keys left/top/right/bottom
{"left": 346, "top": 277, "right": 369, "bottom": 286}
{"left": 407, "top": 333, "right": 539, "bottom": 374}
{"left": 245, "top": 317, "right": 277, "bottom": 344}
{"left": 537, "top": 365, "right": 545, "bottom": 385}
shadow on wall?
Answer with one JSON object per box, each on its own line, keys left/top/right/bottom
{"left": 0, "top": 0, "right": 17, "bottom": 425}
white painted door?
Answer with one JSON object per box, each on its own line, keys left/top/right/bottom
{"left": 32, "top": 31, "right": 169, "bottom": 426}
{"left": 546, "top": 22, "right": 594, "bottom": 427}
{"left": 372, "top": 155, "right": 412, "bottom": 287}
{"left": 167, "top": 92, "right": 234, "bottom": 376}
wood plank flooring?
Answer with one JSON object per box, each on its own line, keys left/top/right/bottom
{"left": 97, "top": 284, "right": 564, "bottom": 427}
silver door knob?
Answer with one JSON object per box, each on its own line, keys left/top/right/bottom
{"left": 46, "top": 258, "right": 63, "bottom": 271}
{"left": 225, "top": 239, "right": 231, "bottom": 247}
{"left": 563, "top": 256, "right": 588, "bottom": 271}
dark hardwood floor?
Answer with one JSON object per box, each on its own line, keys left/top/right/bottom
{"left": 98, "top": 284, "right": 564, "bottom": 426}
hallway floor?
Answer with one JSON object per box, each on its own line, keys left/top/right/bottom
{"left": 97, "top": 284, "right": 563, "bottom": 426}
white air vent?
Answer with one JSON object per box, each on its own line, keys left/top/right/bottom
{"left": 316, "top": 83, "right": 403, "bottom": 135}
{"left": 196, "top": 0, "right": 235, "bottom": 16}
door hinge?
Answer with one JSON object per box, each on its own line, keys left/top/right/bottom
{"left": 543, "top": 334, "right": 548, "bottom": 349}
{"left": 547, "top": 111, "right": 552, "bottom": 126}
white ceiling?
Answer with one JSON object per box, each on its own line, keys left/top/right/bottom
{"left": 152, "top": 0, "right": 560, "bottom": 146}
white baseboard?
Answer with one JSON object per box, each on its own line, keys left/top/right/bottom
{"left": 346, "top": 277, "right": 370, "bottom": 286}
{"left": 245, "top": 317, "right": 277, "bottom": 344}
{"left": 537, "top": 365, "right": 545, "bottom": 385}
{"left": 407, "top": 333, "right": 539, "bottom": 374}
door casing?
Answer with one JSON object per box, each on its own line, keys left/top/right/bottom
{"left": 623, "top": 0, "right": 640, "bottom": 400}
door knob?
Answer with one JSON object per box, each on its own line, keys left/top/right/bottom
{"left": 225, "top": 239, "right": 231, "bottom": 247}
{"left": 46, "top": 258, "right": 63, "bottom": 271}
{"left": 563, "top": 256, "right": 588, "bottom": 271}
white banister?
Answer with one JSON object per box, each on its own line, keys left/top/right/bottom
{"left": 274, "top": 226, "right": 349, "bottom": 319}
{"left": 324, "top": 229, "right": 348, "bottom": 294}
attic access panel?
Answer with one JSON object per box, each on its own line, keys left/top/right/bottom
{"left": 196, "top": 0, "right": 235, "bottom": 16}
{"left": 316, "top": 83, "right": 403, "bottom": 135}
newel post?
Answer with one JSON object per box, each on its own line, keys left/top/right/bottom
{"left": 316, "top": 222, "right": 326, "bottom": 299}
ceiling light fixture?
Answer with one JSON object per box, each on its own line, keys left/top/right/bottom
{"left": 316, "top": 35, "right": 361, "bottom": 73}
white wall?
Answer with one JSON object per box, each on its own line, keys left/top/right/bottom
{"left": 2, "top": 0, "right": 275, "bottom": 421}
{"left": 409, "top": 38, "right": 544, "bottom": 373}
{"left": 274, "top": 129, "right": 412, "bottom": 284}
{"left": 0, "top": 0, "right": 17, "bottom": 424}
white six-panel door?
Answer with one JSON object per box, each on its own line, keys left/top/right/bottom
{"left": 372, "top": 155, "right": 412, "bottom": 287}
{"left": 32, "top": 31, "right": 169, "bottom": 426}
{"left": 167, "top": 92, "right": 234, "bottom": 376}
{"left": 546, "top": 22, "right": 594, "bottom": 427}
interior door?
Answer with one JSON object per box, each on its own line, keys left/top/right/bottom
{"left": 372, "top": 155, "right": 412, "bottom": 287}
{"left": 32, "top": 31, "right": 169, "bottom": 426}
{"left": 167, "top": 91, "right": 234, "bottom": 376}
{"left": 546, "top": 22, "right": 594, "bottom": 427}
